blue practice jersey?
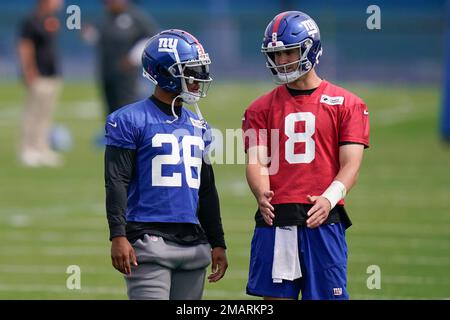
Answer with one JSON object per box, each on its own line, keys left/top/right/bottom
{"left": 105, "top": 98, "right": 211, "bottom": 224}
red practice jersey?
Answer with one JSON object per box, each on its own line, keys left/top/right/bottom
{"left": 242, "top": 80, "right": 370, "bottom": 205}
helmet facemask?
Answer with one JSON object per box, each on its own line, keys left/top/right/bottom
{"left": 262, "top": 38, "right": 321, "bottom": 84}
{"left": 169, "top": 53, "right": 212, "bottom": 105}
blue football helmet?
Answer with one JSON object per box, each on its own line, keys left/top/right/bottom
{"left": 261, "top": 11, "right": 323, "bottom": 84}
{"left": 142, "top": 29, "right": 212, "bottom": 105}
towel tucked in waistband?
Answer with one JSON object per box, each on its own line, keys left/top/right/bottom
{"left": 272, "top": 226, "right": 302, "bottom": 283}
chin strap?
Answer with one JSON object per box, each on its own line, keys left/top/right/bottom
{"left": 166, "top": 94, "right": 205, "bottom": 125}
{"left": 193, "top": 103, "right": 205, "bottom": 124}
{"left": 166, "top": 95, "right": 182, "bottom": 124}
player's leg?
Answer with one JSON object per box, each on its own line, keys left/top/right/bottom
{"left": 125, "top": 234, "right": 173, "bottom": 299}
{"left": 126, "top": 235, "right": 211, "bottom": 300}
{"left": 246, "top": 227, "right": 302, "bottom": 299}
{"left": 169, "top": 241, "right": 211, "bottom": 299}
{"left": 125, "top": 262, "right": 171, "bottom": 300}
{"left": 34, "top": 77, "right": 62, "bottom": 163}
{"left": 20, "top": 78, "right": 41, "bottom": 165}
{"left": 299, "top": 223, "right": 348, "bottom": 300}
{"left": 169, "top": 268, "right": 207, "bottom": 300}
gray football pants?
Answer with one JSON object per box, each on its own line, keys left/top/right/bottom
{"left": 124, "top": 234, "right": 211, "bottom": 300}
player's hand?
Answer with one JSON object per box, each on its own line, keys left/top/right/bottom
{"left": 208, "top": 247, "right": 228, "bottom": 283}
{"left": 306, "top": 195, "right": 332, "bottom": 228}
{"left": 80, "top": 23, "right": 99, "bottom": 44}
{"left": 258, "top": 191, "right": 275, "bottom": 226}
{"left": 111, "top": 236, "right": 138, "bottom": 275}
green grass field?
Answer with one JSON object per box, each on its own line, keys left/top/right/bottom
{"left": 0, "top": 81, "right": 449, "bottom": 299}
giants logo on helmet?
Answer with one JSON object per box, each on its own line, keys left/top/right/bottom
{"left": 301, "top": 19, "right": 319, "bottom": 38}
{"left": 158, "top": 38, "right": 178, "bottom": 52}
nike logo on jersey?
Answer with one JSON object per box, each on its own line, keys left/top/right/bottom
{"left": 320, "top": 94, "right": 344, "bottom": 106}
{"left": 363, "top": 110, "right": 369, "bottom": 115}
{"left": 108, "top": 122, "right": 117, "bottom": 128}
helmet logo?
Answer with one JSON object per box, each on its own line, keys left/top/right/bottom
{"left": 304, "top": 39, "right": 313, "bottom": 48}
{"left": 195, "top": 44, "right": 205, "bottom": 56}
{"left": 271, "top": 32, "right": 277, "bottom": 43}
{"left": 301, "top": 19, "right": 319, "bottom": 38}
{"left": 158, "top": 38, "right": 179, "bottom": 52}
{"left": 304, "top": 61, "right": 312, "bottom": 71}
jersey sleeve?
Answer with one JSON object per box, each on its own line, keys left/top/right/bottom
{"left": 19, "top": 18, "right": 34, "bottom": 40}
{"left": 242, "top": 108, "right": 268, "bottom": 152}
{"left": 339, "top": 103, "right": 370, "bottom": 148}
{"left": 105, "top": 114, "right": 139, "bottom": 149}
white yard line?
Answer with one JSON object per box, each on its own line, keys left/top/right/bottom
{"left": 352, "top": 223, "right": 450, "bottom": 235}
{"left": 203, "top": 290, "right": 248, "bottom": 299}
{"left": 0, "top": 203, "right": 104, "bottom": 218}
{"left": 3, "top": 244, "right": 450, "bottom": 267}
{"left": 349, "top": 253, "right": 450, "bottom": 266}
{"left": 232, "top": 249, "right": 450, "bottom": 266}
{"left": 0, "top": 284, "right": 125, "bottom": 296}
{"left": 11, "top": 213, "right": 448, "bottom": 234}
{"left": 0, "top": 283, "right": 443, "bottom": 300}
{"left": 349, "top": 236, "right": 450, "bottom": 249}
{"left": 0, "top": 102, "right": 102, "bottom": 121}
{"left": 352, "top": 275, "right": 450, "bottom": 286}
{"left": 0, "top": 264, "right": 249, "bottom": 280}
{"left": 0, "top": 265, "right": 110, "bottom": 274}
{"left": 1, "top": 231, "right": 104, "bottom": 243}
{"left": 0, "top": 246, "right": 106, "bottom": 256}
{"left": 0, "top": 283, "right": 247, "bottom": 299}
{"left": 4, "top": 229, "right": 449, "bottom": 250}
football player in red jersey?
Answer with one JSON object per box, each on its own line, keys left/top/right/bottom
{"left": 242, "top": 11, "right": 370, "bottom": 300}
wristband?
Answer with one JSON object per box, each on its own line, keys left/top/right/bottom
{"left": 321, "top": 180, "right": 347, "bottom": 209}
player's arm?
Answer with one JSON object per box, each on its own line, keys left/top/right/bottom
{"left": 105, "top": 145, "right": 138, "bottom": 275}
{"left": 245, "top": 146, "right": 275, "bottom": 226}
{"left": 334, "top": 144, "right": 365, "bottom": 192}
{"left": 198, "top": 160, "right": 228, "bottom": 282}
{"left": 306, "top": 144, "right": 365, "bottom": 228}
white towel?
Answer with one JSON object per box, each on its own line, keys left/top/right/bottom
{"left": 272, "top": 226, "right": 302, "bottom": 283}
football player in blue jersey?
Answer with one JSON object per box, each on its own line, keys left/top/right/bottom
{"left": 104, "top": 29, "right": 228, "bottom": 300}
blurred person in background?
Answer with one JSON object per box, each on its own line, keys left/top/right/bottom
{"left": 441, "top": 2, "right": 450, "bottom": 144}
{"left": 17, "top": 0, "right": 64, "bottom": 167}
{"left": 243, "top": 11, "right": 370, "bottom": 300}
{"left": 82, "top": 0, "right": 158, "bottom": 116}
